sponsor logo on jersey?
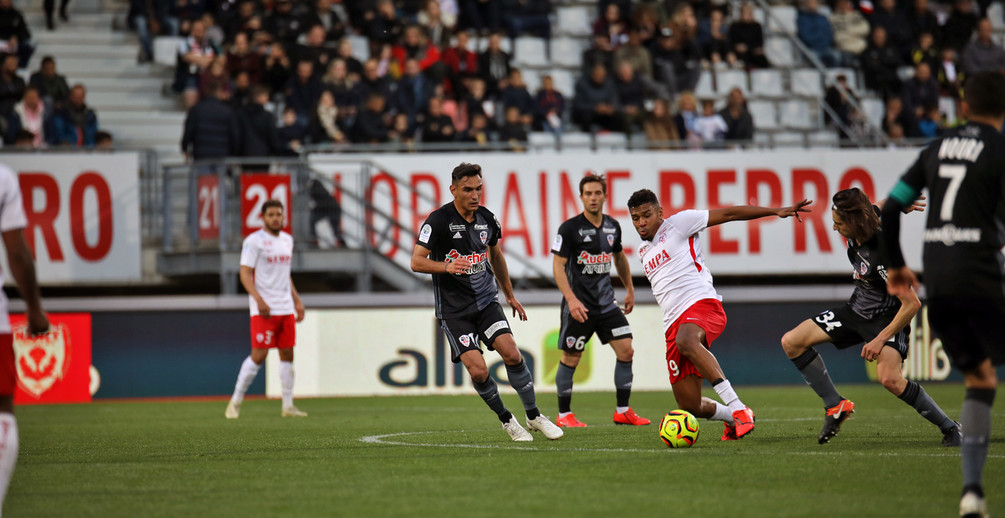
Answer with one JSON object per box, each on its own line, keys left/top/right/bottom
{"left": 607, "top": 234, "right": 615, "bottom": 247}
{"left": 658, "top": 232, "right": 667, "bottom": 243}
{"left": 474, "top": 224, "right": 489, "bottom": 230}
{"left": 418, "top": 224, "right": 432, "bottom": 243}
{"left": 449, "top": 223, "right": 466, "bottom": 232}
{"left": 583, "top": 235, "right": 592, "bottom": 242}
{"left": 485, "top": 320, "right": 509, "bottom": 337}
{"left": 452, "top": 232, "right": 463, "bottom": 239}
{"left": 643, "top": 249, "right": 672, "bottom": 276}
{"left": 923, "top": 224, "right": 981, "bottom": 246}
{"left": 639, "top": 244, "right": 650, "bottom": 256}
{"left": 479, "top": 230, "right": 488, "bottom": 244}
{"left": 552, "top": 234, "right": 563, "bottom": 252}
{"left": 13, "top": 323, "right": 69, "bottom": 397}
{"left": 602, "top": 226, "right": 616, "bottom": 233}
{"left": 578, "top": 228, "right": 596, "bottom": 236}
{"left": 611, "top": 325, "right": 631, "bottom": 337}
{"left": 445, "top": 249, "right": 489, "bottom": 274}
{"left": 577, "top": 251, "right": 613, "bottom": 274}
{"left": 266, "top": 254, "right": 292, "bottom": 265}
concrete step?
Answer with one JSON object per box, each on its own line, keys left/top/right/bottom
{"left": 34, "top": 30, "right": 136, "bottom": 45}
{"left": 34, "top": 43, "right": 138, "bottom": 60}
{"left": 100, "top": 110, "right": 185, "bottom": 124}
{"left": 38, "top": 59, "right": 158, "bottom": 79}
{"left": 25, "top": 13, "right": 121, "bottom": 30}
{"left": 104, "top": 122, "right": 183, "bottom": 141}
{"left": 77, "top": 76, "right": 168, "bottom": 92}
{"left": 89, "top": 93, "right": 179, "bottom": 111}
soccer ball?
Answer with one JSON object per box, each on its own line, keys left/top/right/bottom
{"left": 659, "top": 410, "right": 699, "bottom": 448}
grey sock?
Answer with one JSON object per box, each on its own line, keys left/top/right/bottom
{"left": 472, "top": 376, "right": 508, "bottom": 419}
{"left": 898, "top": 380, "right": 955, "bottom": 431}
{"left": 556, "top": 362, "right": 575, "bottom": 413}
{"left": 615, "top": 360, "right": 633, "bottom": 407}
{"left": 506, "top": 360, "right": 538, "bottom": 415}
{"left": 961, "top": 388, "right": 995, "bottom": 492}
{"left": 791, "top": 349, "right": 843, "bottom": 408}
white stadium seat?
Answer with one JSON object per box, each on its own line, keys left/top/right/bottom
{"left": 550, "top": 37, "right": 585, "bottom": 68}
{"left": 715, "top": 69, "right": 748, "bottom": 94}
{"left": 748, "top": 100, "right": 779, "bottom": 130}
{"left": 779, "top": 99, "right": 816, "bottom": 129}
{"left": 790, "top": 69, "right": 823, "bottom": 97}
{"left": 750, "top": 69, "right": 785, "bottom": 97}
{"left": 548, "top": 69, "right": 575, "bottom": 97}
{"left": 768, "top": 5, "right": 798, "bottom": 34}
{"left": 556, "top": 6, "right": 593, "bottom": 37}
{"left": 765, "top": 37, "right": 797, "bottom": 67}
{"left": 513, "top": 36, "right": 549, "bottom": 68}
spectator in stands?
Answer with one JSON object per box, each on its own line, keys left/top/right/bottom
{"left": 631, "top": 3, "right": 660, "bottom": 47}
{"left": 907, "top": 0, "right": 939, "bottom": 46}
{"left": 322, "top": 58, "right": 359, "bottom": 129}
{"left": 614, "top": 27, "right": 666, "bottom": 98}
{"left": 223, "top": 0, "right": 257, "bottom": 40}
{"left": 13, "top": 86, "right": 43, "bottom": 147}
{"left": 719, "top": 87, "right": 753, "bottom": 142}
{"left": 673, "top": 91, "right": 699, "bottom": 144}
{"left": 387, "top": 112, "right": 416, "bottom": 148}
{"left": 917, "top": 102, "right": 942, "bottom": 138}
{"left": 653, "top": 2, "right": 701, "bottom": 95}
{"left": 165, "top": 0, "right": 207, "bottom": 38}
{"left": 285, "top": 60, "right": 324, "bottom": 124}
{"left": 572, "top": 63, "right": 621, "bottom": 132}
{"left": 593, "top": 3, "right": 628, "bottom": 48}
{"left": 130, "top": 0, "right": 162, "bottom": 64}
{"left": 582, "top": 33, "right": 615, "bottom": 76}
{"left": 882, "top": 95, "right": 919, "bottom": 138}
{"left": 728, "top": 2, "right": 768, "bottom": 68}
{"left": 0, "top": 0, "right": 32, "bottom": 68}
{"left": 419, "top": 96, "right": 455, "bottom": 144}
{"left": 497, "top": 105, "right": 527, "bottom": 151}
{"left": 478, "top": 32, "right": 511, "bottom": 97}
{"left": 48, "top": 84, "right": 99, "bottom": 148}
{"left": 961, "top": 17, "right": 1005, "bottom": 75}
{"left": 263, "top": 43, "right": 292, "bottom": 98}
{"left": 502, "top": 0, "right": 552, "bottom": 42}
{"left": 28, "top": 56, "right": 68, "bottom": 106}
{"left": 870, "top": 0, "right": 913, "bottom": 58}
{"left": 42, "top": 0, "right": 69, "bottom": 31}
{"left": 459, "top": 0, "right": 500, "bottom": 34}
{"left": 534, "top": 74, "right": 564, "bottom": 136}
{"left": 901, "top": 61, "right": 939, "bottom": 120}
{"left": 307, "top": 177, "right": 347, "bottom": 247}
{"left": 798, "top": 0, "right": 841, "bottom": 68}
{"left": 307, "top": 89, "right": 346, "bottom": 144}
{"left": 12, "top": 128, "right": 31, "bottom": 147}
{"left": 392, "top": 25, "right": 444, "bottom": 84}
{"left": 173, "top": 19, "right": 221, "bottom": 101}
{"left": 613, "top": 61, "right": 645, "bottom": 134}
{"left": 356, "top": 57, "right": 393, "bottom": 108}
{"left": 296, "top": 24, "right": 334, "bottom": 75}
{"left": 458, "top": 111, "right": 490, "bottom": 147}
{"left": 831, "top": 0, "right": 869, "bottom": 67}
{"left": 693, "top": 98, "right": 728, "bottom": 145}
{"left": 442, "top": 29, "right": 478, "bottom": 97}
{"left": 353, "top": 92, "right": 390, "bottom": 143}
{"left": 265, "top": 0, "right": 304, "bottom": 49}
{"left": 942, "top": 0, "right": 979, "bottom": 52}
{"left": 697, "top": 8, "right": 734, "bottom": 69}
{"left": 241, "top": 85, "right": 283, "bottom": 166}
{"left": 937, "top": 47, "right": 964, "bottom": 98}
{"left": 910, "top": 31, "right": 940, "bottom": 73}
{"left": 643, "top": 98, "right": 679, "bottom": 148}
{"left": 303, "top": 0, "right": 346, "bottom": 43}
{"left": 335, "top": 38, "right": 363, "bottom": 80}
{"left": 226, "top": 31, "right": 263, "bottom": 85}
{"left": 181, "top": 82, "right": 240, "bottom": 160}
{"left": 230, "top": 70, "right": 251, "bottom": 107}
{"left": 200, "top": 13, "right": 225, "bottom": 47}
{"left": 500, "top": 68, "right": 534, "bottom": 128}
{"left": 277, "top": 106, "right": 306, "bottom": 154}
{"left": 395, "top": 58, "right": 435, "bottom": 127}
{"left": 418, "top": 0, "right": 453, "bottom": 47}
{"left": 367, "top": 0, "right": 403, "bottom": 53}
{"left": 199, "top": 55, "right": 231, "bottom": 100}
{"left": 860, "top": 26, "right": 903, "bottom": 98}
{"left": 0, "top": 53, "right": 23, "bottom": 116}
{"left": 824, "top": 73, "right": 863, "bottom": 141}
{"left": 463, "top": 76, "right": 493, "bottom": 129}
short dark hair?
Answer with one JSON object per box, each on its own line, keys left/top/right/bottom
{"left": 627, "top": 189, "right": 659, "bottom": 209}
{"left": 832, "top": 187, "right": 879, "bottom": 241}
{"left": 41, "top": 55, "right": 54, "bottom": 66}
{"left": 95, "top": 131, "right": 113, "bottom": 144}
{"left": 261, "top": 199, "right": 284, "bottom": 215}
{"left": 451, "top": 163, "right": 482, "bottom": 184}
{"left": 964, "top": 71, "right": 1005, "bottom": 118}
{"left": 579, "top": 173, "right": 606, "bottom": 195}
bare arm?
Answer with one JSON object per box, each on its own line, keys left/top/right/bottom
{"left": 2, "top": 229, "right": 47, "bottom": 334}
{"left": 612, "top": 250, "right": 634, "bottom": 314}
{"left": 291, "top": 278, "right": 304, "bottom": 322}
{"left": 553, "top": 254, "right": 587, "bottom": 322}
{"left": 706, "top": 199, "right": 812, "bottom": 227}
{"left": 240, "top": 265, "right": 270, "bottom": 318}
{"left": 410, "top": 243, "right": 470, "bottom": 274}
{"left": 489, "top": 244, "right": 527, "bottom": 321}
{"left": 861, "top": 286, "right": 921, "bottom": 362}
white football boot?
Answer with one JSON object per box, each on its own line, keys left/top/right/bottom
{"left": 502, "top": 416, "right": 533, "bottom": 441}
{"left": 225, "top": 400, "right": 240, "bottom": 419}
{"left": 527, "top": 414, "right": 564, "bottom": 440}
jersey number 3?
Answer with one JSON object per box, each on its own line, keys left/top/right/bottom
{"left": 938, "top": 164, "right": 967, "bottom": 221}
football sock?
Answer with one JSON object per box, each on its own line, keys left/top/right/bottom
{"left": 791, "top": 349, "right": 843, "bottom": 409}
{"left": 0, "top": 414, "right": 17, "bottom": 510}
{"left": 710, "top": 400, "right": 733, "bottom": 423}
{"left": 614, "top": 360, "right": 633, "bottom": 408}
{"left": 472, "top": 376, "right": 509, "bottom": 421}
{"left": 961, "top": 388, "right": 995, "bottom": 495}
{"left": 897, "top": 380, "right": 955, "bottom": 431}
{"left": 556, "top": 362, "right": 575, "bottom": 414}
{"left": 506, "top": 360, "right": 538, "bottom": 416}
{"left": 231, "top": 356, "right": 261, "bottom": 404}
{"left": 279, "top": 361, "right": 295, "bottom": 408}
{"left": 712, "top": 379, "right": 745, "bottom": 412}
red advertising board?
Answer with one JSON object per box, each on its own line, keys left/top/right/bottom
{"left": 240, "top": 173, "right": 292, "bottom": 237}
{"left": 197, "top": 174, "right": 220, "bottom": 239}
{"left": 11, "top": 313, "right": 92, "bottom": 404}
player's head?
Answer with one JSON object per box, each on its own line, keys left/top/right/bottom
{"left": 962, "top": 71, "right": 1005, "bottom": 123}
{"left": 627, "top": 189, "right": 663, "bottom": 240}
{"left": 261, "top": 199, "right": 284, "bottom": 234}
{"left": 449, "top": 162, "right": 483, "bottom": 214}
{"left": 579, "top": 173, "right": 607, "bottom": 215}
{"left": 831, "top": 188, "right": 878, "bottom": 242}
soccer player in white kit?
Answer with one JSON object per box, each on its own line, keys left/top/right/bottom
{"left": 0, "top": 163, "right": 49, "bottom": 515}
{"left": 627, "top": 189, "right": 811, "bottom": 440}
{"left": 226, "top": 199, "right": 307, "bottom": 418}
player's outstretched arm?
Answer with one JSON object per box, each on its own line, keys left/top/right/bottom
{"left": 240, "top": 265, "right": 271, "bottom": 318}
{"left": 489, "top": 244, "right": 527, "bottom": 321}
{"left": 553, "top": 254, "right": 587, "bottom": 322}
{"left": 613, "top": 251, "right": 634, "bottom": 314}
{"left": 706, "top": 199, "right": 812, "bottom": 227}
{"left": 861, "top": 285, "right": 921, "bottom": 361}
{"left": 410, "top": 244, "right": 471, "bottom": 274}
{"left": 2, "top": 228, "right": 47, "bottom": 335}
{"left": 875, "top": 195, "right": 927, "bottom": 214}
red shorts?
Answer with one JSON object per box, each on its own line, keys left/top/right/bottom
{"left": 0, "top": 335, "right": 12, "bottom": 395}
{"left": 250, "top": 315, "right": 296, "bottom": 349}
{"left": 664, "top": 298, "right": 727, "bottom": 384}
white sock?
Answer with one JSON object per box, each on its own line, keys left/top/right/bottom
{"left": 0, "top": 413, "right": 18, "bottom": 513}
{"left": 710, "top": 401, "right": 733, "bottom": 423}
{"left": 713, "top": 380, "right": 745, "bottom": 412}
{"left": 615, "top": 406, "right": 629, "bottom": 414}
{"left": 231, "top": 357, "right": 261, "bottom": 405}
{"left": 280, "top": 361, "right": 294, "bottom": 408}
{"left": 558, "top": 411, "right": 572, "bottom": 418}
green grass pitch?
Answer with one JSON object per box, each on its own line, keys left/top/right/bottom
{"left": 10, "top": 383, "right": 1004, "bottom": 518}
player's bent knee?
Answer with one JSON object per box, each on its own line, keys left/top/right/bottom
{"left": 467, "top": 366, "right": 489, "bottom": 382}
{"left": 780, "top": 331, "right": 805, "bottom": 356}
{"left": 676, "top": 338, "right": 702, "bottom": 359}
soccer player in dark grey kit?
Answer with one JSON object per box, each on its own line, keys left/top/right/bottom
{"left": 551, "top": 173, "right": 650, "bottom": 427}
{"left": 881, "top": 71, "right": 1005, "bottom": 518}
{"left": 781, "top": 188, "right": 959, "bottom": 445}
{"left": 410, "top": 162, "right": 563, "bottom": 442}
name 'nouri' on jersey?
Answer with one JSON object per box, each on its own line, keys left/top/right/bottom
{"left": 551, "top": 213, "right": 624, "bottom": 313}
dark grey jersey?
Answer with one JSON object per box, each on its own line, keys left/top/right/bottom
{"left": 551, "top": 213, "right": 623, "bottom": 313}
{"left": 416, "top": 203, "right": 502, "bottom": 319}
{"left": 846, "top": 221, "right": 901, "bottom": 319}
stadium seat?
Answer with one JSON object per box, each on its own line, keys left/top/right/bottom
{"left": 715, "top": 69, "right": 748, "bottom": 94}
{"left": 513, "top": 37, "right": 549, "bottom": 68}
{"left": 153, "top": 36, "right": 184, "bottom": 67}
{"left": 860, "top": 97, "right": 885, "bottom": 128}
{"left": 939, "top": 96, "right": 956, "bottom": 122}
{"left": 765, "top": 37, "right": 797, "bottom": 67}
{"left": 808, "top": 130, "right": 839, "bottom": 148}
{"left": 897, "top": 66, "right": 915, "bottom": 81}
{"left": 694, "top": 71, "right": 715, "bottom": 99}
{"left": 549, "top": 69, "right": 575, "bottom": 97}
{"left": 989, "top": 2, "right": 1005, "bottom": 31}
{"left": 790, "top": 68, "right": 823, "bottom": 97}
{"left": 779, "top": 99, "right": 816, "bottom": 129}
{"left": 521, "top": 68, "right": 541, "bottom": 94}
{"left": 348, "top": 35, "right": 369, "bottom": 61}
{"left": 528, "top": 131, "right": 558, "bottom": 151}
{"left": 550, "top": 37, "right": 585, "bottom": 68}
{"left": 753, "top": 131, "right": 773, "bottom": 148}
{"left": 595, "top": 132, "right": 628, "bottom": 151}
{"left": 748, "top": 100, "right": 779, "bottom": 130}
{"left": 556, "top": 6, "right": 593, "bottom": 37}
{"left": 560, "top": 132, "right": 592, "bottom": 150}
{"left": 773, "top": 131, "right": 805, "bottom": 147}
{"left": 750, "top": 69, "right": 785, "bottom": 98}
{"left": 768, "top": 5, "right": 798, "bottom": 34}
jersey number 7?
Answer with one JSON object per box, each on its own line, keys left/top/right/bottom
{"left": 938, "top": 164, "right": 966, "bottom": 221}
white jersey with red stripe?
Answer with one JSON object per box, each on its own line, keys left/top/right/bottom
{"left": 240, "top": 229, "right": 295, "bottom": 316}
{"left": 0, "top": 165, "right": 26, "bottom": 334}
{"left": 638, "top": 210, "right": 720, "bottom": 331}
